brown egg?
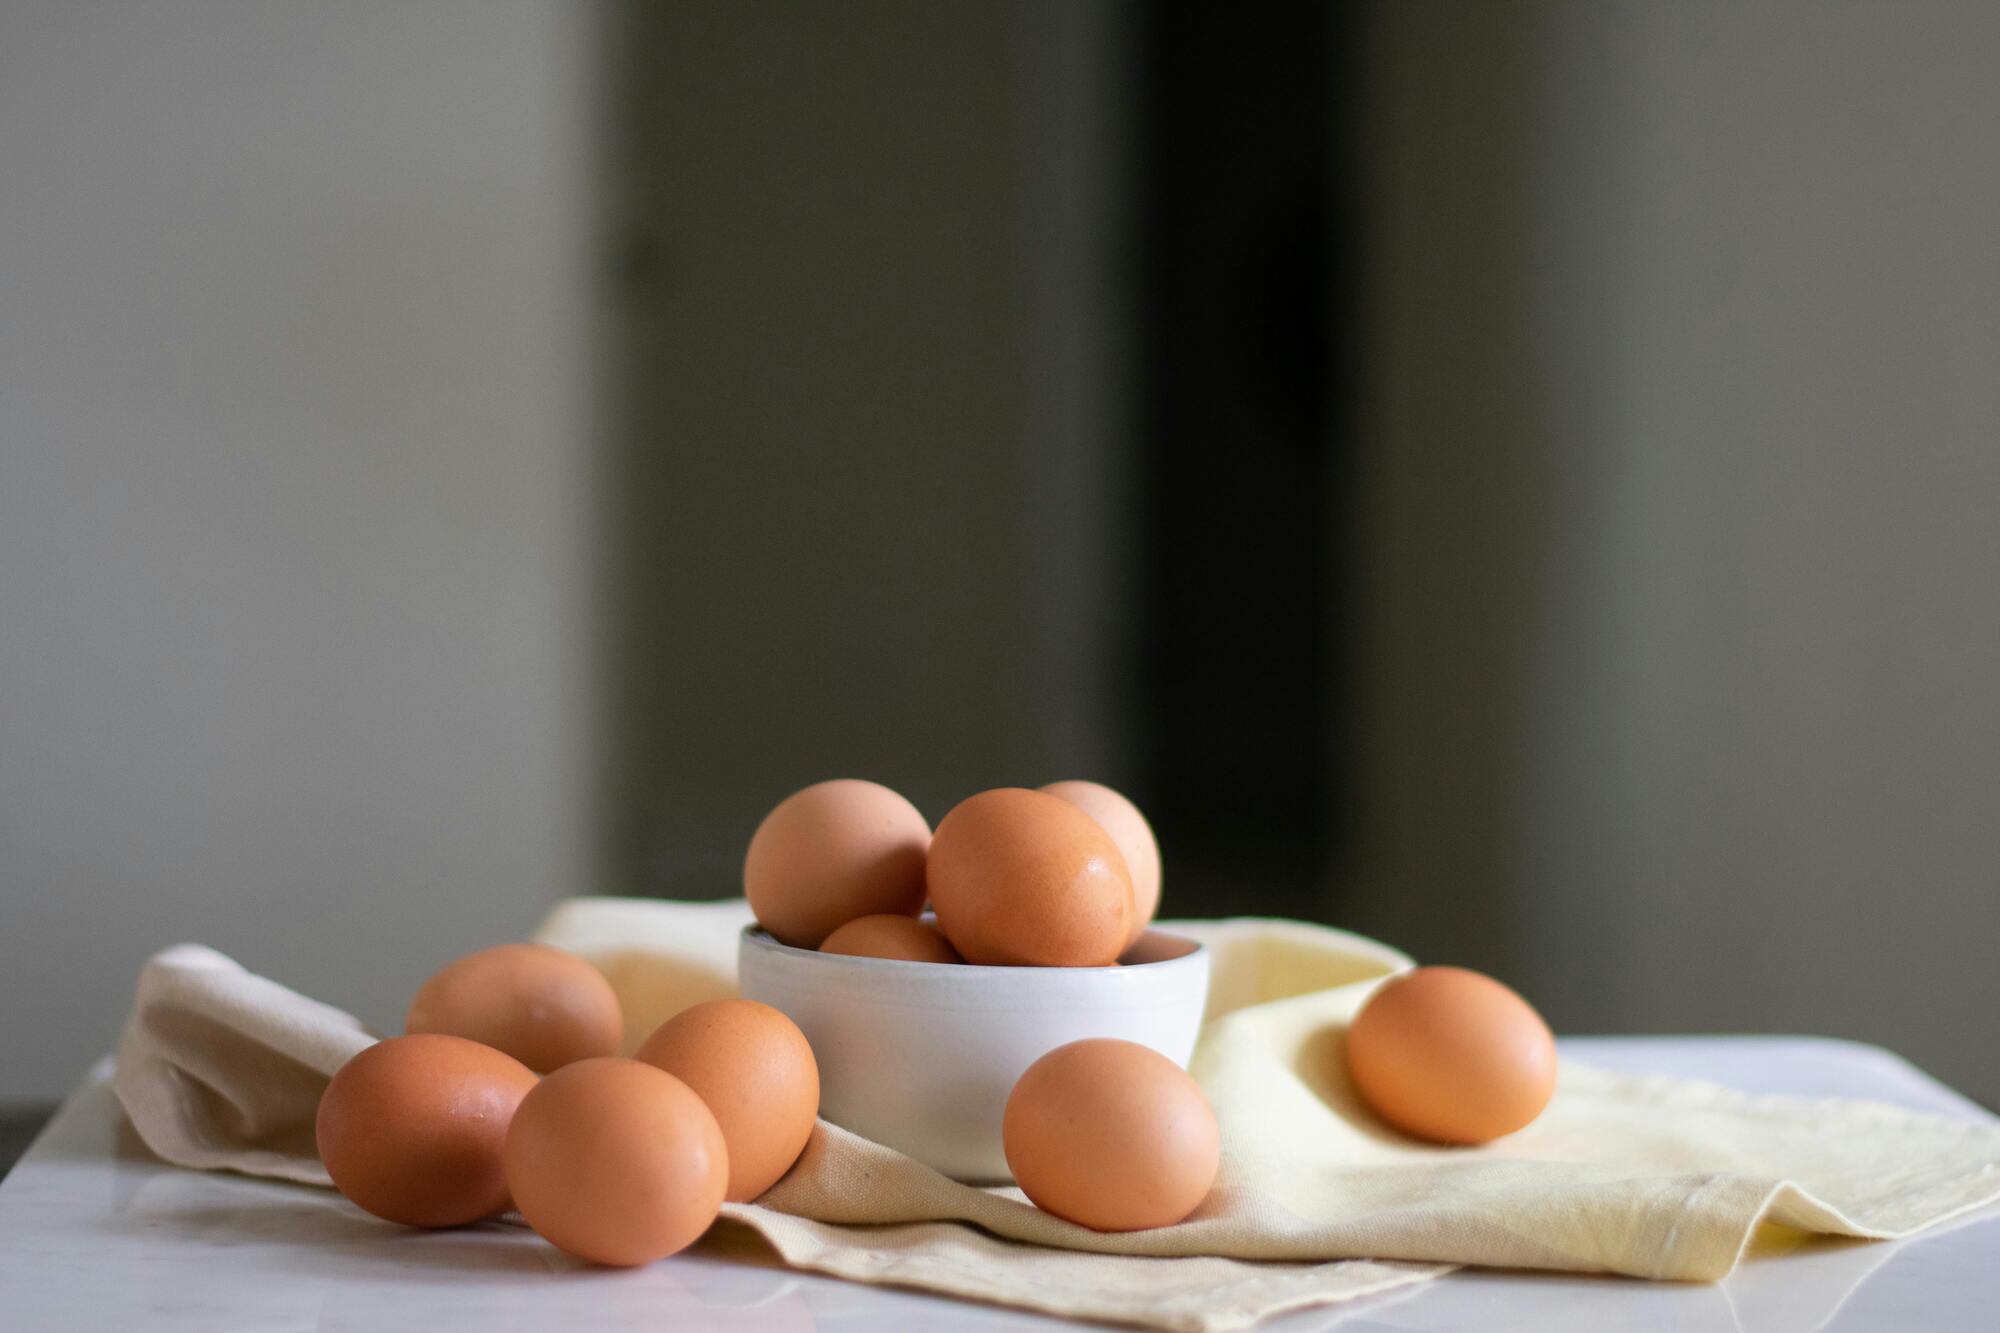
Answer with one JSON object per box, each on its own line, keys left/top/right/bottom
{"left": 504, "top": 1057, "right": 728, "bottom": 1266}
{"left": 1345, "top": 965, "right": 1558, "bottom": 1144}
{"left": 315, "top": 1034, "right": 537, "bottom": 1228}
{"left": 633, "top": 999, "right": 820, "bottom": 1202}
{"left": 1040, "top": 780, "right": 1161, "bottom": 950}
{"left": 927, "top": 787, "right": 1133, "bottom": 967}
{"left": 406, "top": 943, "right": 622, "bottom": 1074}
{"left": 744, "top": 779, "right": 931, "bottom": 948}
{"left": 1003, "top": 1038, "right": 1218, "bottom": 1231}
{"left": 819, "top": 913, "right": 963, "bottom": 964}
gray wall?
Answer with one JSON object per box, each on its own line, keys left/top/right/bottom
{"left": 1351, "top": 0, "right": 2000, "bottom": 1103}
{"left": 0, "top": 0, "right": 597, "bottom": 1097}
{"left": 6, "top": 0, "right": 1993, "bottom": 1111}
{"left": 0, "top": 0, "right": 1129, "bottom": 1101}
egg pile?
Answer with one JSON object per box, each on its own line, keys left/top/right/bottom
{"left": 745, "top": 779, "right": 1162, "bottom": 966}
{"left": 316, "top": 943, "right": 820, "bottom": 1266}
{"left": 743, "top": 778, "right": 1223, "bottom": 1229}
{"left": 312, "top": 775, "right": 1564, "bottom": 1266}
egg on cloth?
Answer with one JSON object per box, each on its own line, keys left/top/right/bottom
{"left": 1040, "top": 780, "right": 1161, "bottom": 949}
{"left": 504, "top": 1057, "right": 728, "bottom": 1266}
{"left": 1003, "top": 1037, "right": 1219, "bottom": 1231}
{"left": 926, "top": 787, "right": 1133, "bottom": 967}
{"left": 1344, "top": 965, "right": 1557, "bottom": 1144}
{"left": 819, "top": 913, "right": 962, "bottom": 964}
{"left": 634, "top": 999, "right": 820, "bottom": 1202}
{"left": 405, "top": 942, "right": 621, "bottom": 1074}
{"left": 745, "top": 779, "right": 931, "bottom": 948}
{"left": 315, "top": 1034, "right": 538, "bottom": 1228}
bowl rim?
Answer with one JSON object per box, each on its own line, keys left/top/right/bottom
{"left": 738, "top": 922, "right": 1207, "bottom": 977}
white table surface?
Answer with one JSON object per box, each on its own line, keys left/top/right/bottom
{"left": 1, "top": 1036, "right": 1994, "bottom": 1331}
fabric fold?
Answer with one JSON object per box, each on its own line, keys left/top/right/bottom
{"left": 105, "top": 897, "right": 2000, "bottom": 1331}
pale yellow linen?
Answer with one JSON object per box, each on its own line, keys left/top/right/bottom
{"left": 542, "top": 900, "right": 2000, "bottom": 1267}
{"left": 113, "top": 943, "right": 373, "bottom": 1185}
{"left": 110, "top": 897, "right": 2000, "bottom": 1331}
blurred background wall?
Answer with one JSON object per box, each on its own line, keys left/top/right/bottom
{"left": 2, "top": 0, "right": 1996, "bottom": 1106}
{"left": 1349, "top": 0, "right": 2000, "bottom": 1106}
{"left": 0, "top": 0, "right": 598, "bottom": 1097}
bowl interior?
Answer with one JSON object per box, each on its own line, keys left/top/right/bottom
{"left": 1120, "top": 928, "right": 1201, "bottom": 966}
{"left": 744, "top": 921, "right": 1203, "bottom": 971}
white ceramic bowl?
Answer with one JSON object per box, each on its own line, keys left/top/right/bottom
{"left": 737, "top": 925, "right": 1211, "bottom": 1181}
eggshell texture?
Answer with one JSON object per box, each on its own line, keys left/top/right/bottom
{"left": 1003, "top": 1038, "right": 1219, "bottom": 1231}
{"left": 406, "top": 943, "right": 622, "bottom": 1074}
{"left": 819, "top": 914, "right": 963, "bottom": 964}
{"left": 744, "top": 780, "right": 931, "bottom": 948}
{"left": 504, "top": 1057, "right": 728, "bottom": 1266}
{"left": 927, "top": 788, "right": 1133, "bottom": 967}
{"left": 1345, "top": 965, "right": 1558, "bottom": 1144}
{"left": 633, "top": 999, "right": 820, "bottom": 1202}
{"left": 315, "top": 1034, "right": 538, "bottom": 1228}
{"left": 1040, "top": 780, "right": 1161, "bottom": 950}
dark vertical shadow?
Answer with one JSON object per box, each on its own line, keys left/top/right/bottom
{"left": 1342, "top": 0, "right": 1556, "bottom": 975}
{"left": 1129, "top": 2, "right": 1359, "bottom": 921}
{"left": 587, "top": 0, "right": 656, "bottom": 896}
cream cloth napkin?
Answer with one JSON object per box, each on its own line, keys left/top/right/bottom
{"left": 113, "top": 898, "right": 2000, "bottom": 1332}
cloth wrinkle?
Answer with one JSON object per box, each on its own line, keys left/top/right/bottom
{"left": 106, "top": 896, "right": 2000, "bottom": 1331}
